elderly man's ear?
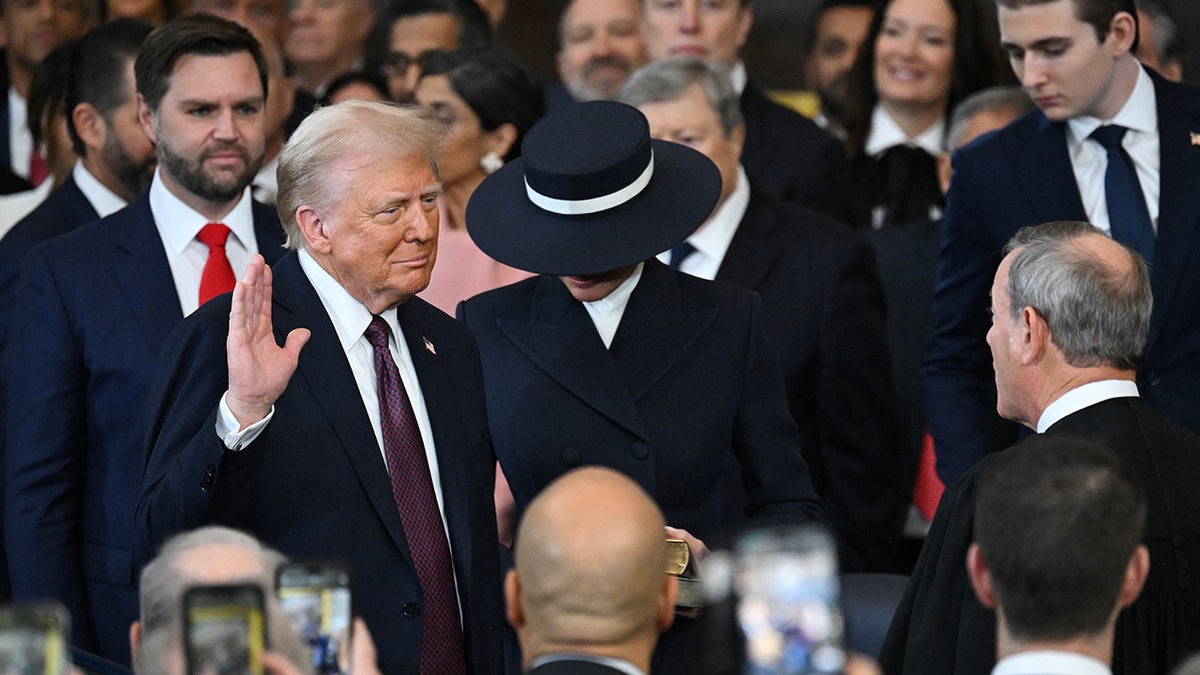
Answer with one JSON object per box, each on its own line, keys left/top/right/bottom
{"left": 129, "top": 621, "right": 143, "bottom": 664}
{"left": 295, "top": 206, "right": 332, "bottom": 254}
{"left": 504, "top": 569, "right": 525, "bottom": 630}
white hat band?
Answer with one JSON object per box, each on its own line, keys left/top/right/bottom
{"left": 525, "top": 151, "right": 655, "bottom": 216}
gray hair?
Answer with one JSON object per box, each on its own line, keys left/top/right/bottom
{"left": 945, "top": 86, "right": 1034, "bottom": 151}
{"left": 1004, "top": 221, "right": 1151, "bottom": 371}
{"left": 1137, "top": 0, "right": 1182, "bottom": 63}
{"left": 135, "top": 526, "right": 301, "bottom": 674}
{"left": 617, "top": 58, "right": 745, "bottom": 136}
{"left": 276, "top": 100, "right": 446, "bottom": 249}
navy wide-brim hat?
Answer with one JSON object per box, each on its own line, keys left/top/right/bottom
{"left": 466, "top": 100, "right": 722, "bottom": 276}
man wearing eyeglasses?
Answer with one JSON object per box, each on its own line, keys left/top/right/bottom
{"left": 372, "top": 0, "right": 488, "bottom": 103}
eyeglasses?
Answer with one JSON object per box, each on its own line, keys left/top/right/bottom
{"left": 381, "top": 50, "right": 442, "bottom": 76}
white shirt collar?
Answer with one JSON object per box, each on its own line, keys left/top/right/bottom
{"left": 864, "top": 103, "right": 946, "bottom": 158}
{"left": 297, "top": 248, "right": 402, "bottom": 354}
{"left": 252, "top": 154, "right": 279, "bottom": 205}
{"left": 582, "top": 262, "right": 644, "bottom": 349}
{"left": 1067, "top": 67, "right": 1157, "bottom": 143}
{"left": 71, "top": 160, "right": 129, "bottom": 219}
{"left": 148, "top": 167, "right": 256, "bottom": 256}
{"left": 728, "top": 60, "right": 748, "bottom": 95}
{"left": 655, "top": 165, "right": 750, "bottom": 280}
{"left": 1037, "top": 379, "right": 1140, "bottom": 433}
{"left": 8, "top": 86, "right": 31, "bottom": 179}
{"left": 992, "top": 650, "right": 1111, "bottom": 675}
{"left": 530, "top": 654, "right": 646, "bottom": 675}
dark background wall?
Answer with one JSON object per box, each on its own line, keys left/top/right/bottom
{"left": 498, "top": 0, "right": 1200, "bottom": 89}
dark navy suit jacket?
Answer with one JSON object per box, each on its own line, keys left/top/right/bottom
{"left": 459, "top": 260, "right": 821, "bottom": 672}
{"left": 881, "top": 397, "right": 1200, "bottom": 675}
{"left": 3, "top": 193, "right": 283, "bottom": 664}
{"left": 138, "top": 252, "right": 504, "bottom": 675}
{"left": 739, "top": 81, "right": 853, "bottom": 225}
{"left": 715, "top": 192, "right": 903, "bottom": 572}
{"left": 924, "top": 70, "right": 1200, "bottom": 484}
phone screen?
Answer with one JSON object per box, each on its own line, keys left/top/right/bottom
{"left": 277, "top": 562, "right": 352, "bottom": 675}
{"left": 185, "top": 584, "right": 267, "bottom": 675}
{"left": 0, "top": 603, "right": 70, "bottom": 675}
{"left": 735, "top": 525, "right": 846, "bottom": 675}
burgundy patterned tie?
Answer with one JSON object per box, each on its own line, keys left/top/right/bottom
{"left": 364, "top": 316, "right": 467, "bottom": 674}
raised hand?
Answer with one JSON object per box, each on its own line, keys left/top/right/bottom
{"left": 225, "top": 255, "right": 311, "bottom": 428}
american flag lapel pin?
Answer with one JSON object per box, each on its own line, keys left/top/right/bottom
{"left": 423, "top": 337, "right": 436, "bottom": 355}
{"left": 1191, "top": 132, "right": 1200, "bottom": 146}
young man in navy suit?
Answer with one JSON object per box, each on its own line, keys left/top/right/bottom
{"left": 138, "top": 100, "right": 504, "bottom": 675}
{"left": 924, "top": 0, "right": 1200, "bottom": 485}
{"left": 4, "top": 15, "right": 285, "bottom": 665}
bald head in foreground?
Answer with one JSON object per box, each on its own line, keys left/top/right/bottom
{"left": 506, "top": 467, "right": 677, "bottom": 675}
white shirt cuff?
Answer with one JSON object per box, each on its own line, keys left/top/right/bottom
{"left": 216, "top": 392, "right": 273, "bottom": 451}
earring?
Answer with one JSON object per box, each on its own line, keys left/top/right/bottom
{"left": 480, "top": 151, "right": 504, "bottom": 174}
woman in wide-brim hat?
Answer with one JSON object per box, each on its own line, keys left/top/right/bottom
{"left": 458, "top": 100, "right": 822, "bottom": 671}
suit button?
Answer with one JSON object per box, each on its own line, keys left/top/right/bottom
{"left": 200, "top": 477, "right": 212, "bottom": 492}
{"left": 631, "top": 442, "right": 649, "bottom": 460}
{"left": 561, "top": 448, "right": 580, "bottom": 467}
{"left": 205, "top": 464, "right": 216, "bottom": 478}
{"left": 402, "top": 602, "right": 420, "bottom": 618}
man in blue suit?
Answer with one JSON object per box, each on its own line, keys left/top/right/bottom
{"left": 138, "top": 100, "right": 504, "bottom": 675}
{"left": 4, "top": 15, "right": 284, "bottom": 665}
{"left": 924, "top": 0, "right": 1200, "bottom": 485}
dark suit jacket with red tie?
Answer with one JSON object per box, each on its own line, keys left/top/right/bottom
{"left": 924, "top": 68, "right": 1200, "bottom": 485}
{"left": 3, "top": 192, "right": 283, "bottom": 665}
{"left": 137, "top": 251, "right": 505, "bottom": 675}
{"left": 458, "top": 259, "right": 822, "bottom": 672}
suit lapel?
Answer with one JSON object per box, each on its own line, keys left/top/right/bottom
{"left": 1145, "top": 74, "right": 1200, "bottom": 356}
{"left": 110, "top": 195, "right": 184, "bottom": 347}
{"left": 1016, "top": 116, "right": 1088, "bottom": 225}
{"left": 610, "top": 261, "right": 716, "bottom": 401}
{"left": 250, "top": 200, "right": 286, "bottom": 264}
{"left": 715, "top": 193, "right": 779, "bottom": 291}
{"left": 271, "top": 254, "right": 415, "bottom": 560}
{"left": 497, "top": 275, "right": 648, "bottom": 439}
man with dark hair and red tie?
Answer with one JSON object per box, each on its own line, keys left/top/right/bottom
{"left": 4, "top": 14, "right": 285, "bottom": 667}
{"left": 137, "top": 99, "right": 504, "bottom": 675}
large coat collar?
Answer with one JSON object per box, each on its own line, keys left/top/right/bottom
{"left": 494, "top": 260, "right": 716, "bottom": 440}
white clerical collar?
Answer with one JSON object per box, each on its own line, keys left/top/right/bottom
{"left": 582, "top": 262, "right": 644, "bottom": 349}
{"left": 1037, "top": 379, "right": 1140, "bottom": 433}
{"left": 1067, "top": 66, "right": 1157, "bottom": 144}
{"left": 864, "top": 103, "right": 946, "bottom": 158}
{"left": 655, "top": 165, "right": 749, "bottom": 280}
{"left": 149, "top": 167, "right": 256, "bottom": 256}
{"left": 298, "top": 248, "right": 402, "bottom": 353}
{"left": 992, "top": 650, "right": 1111, "bottom": 675}
{"left": 530, "top": 654, "right": 646, "bottom": 675}
{"left": 72, "top": 160, "right": 129, "bottom": 219}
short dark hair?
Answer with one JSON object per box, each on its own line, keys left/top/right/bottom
{"left": 420, "top": 48, "right": 544, "bottom": 161}
{"left": 134, "top": 13, "right": 268, "bottom": 114}
{"left": 366, "top": 0, "right": 491, "bottom": 74}
{"left": 67, "top": 19, "right": 154, "bottom": 157}
{"left": 996, "top": 0, "right": 1139, "bottom": 53}
{"left": 28, "top": 41, "right": 76, "bottom": 152}
{"left": 843, "top": 0, "right": 1010, "bottom": 155}
{"left": 804, "top": 0, "right": 876, "bottom": 56}
{"left": 974, "top": 434, "right": 1146, "bottom": 641}
{"left": 320, "top": 69, "right": 390, "bottom": 106}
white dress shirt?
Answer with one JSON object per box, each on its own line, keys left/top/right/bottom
{"left": 529, "top": 654, "right": 646, "bottom": 675}
{"left": 582, "top": 262, "right": 643, "bottom": 349}
{"left": 864, "top": 103, "right": 946, "bottom": 158}
{"left": 73, "top": 160, "right": 130, "bottom": 219}
{"left": 8, "top": 87, "right": 32, "bottom": 180}
{"left": 1066, "top": 67, "right": 1159, "bottom": 237}
{"left": 148, "top": 167, "right": 260, "bottom": 315}
{"left": 991, "top": 650, "right": 1111, "bottom": 675}
{"left": 0, "top": 180, "right": 51, "bottom": 238}
{"left": 1037, "top": 379, "right": 1141, "bottom": 433}
{"left": 252, "top": 154, "right": 279, "bottom": 205}
{"left": 655, "top": 165, "right": 750, "bottom": 280}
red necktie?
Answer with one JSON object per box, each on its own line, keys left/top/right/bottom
{"left": 197, "top": 223, "right": 236, "bottom": 305}
{"left": 364, "top": 316, "right": 467, "bottom": 675}
{"left": 28, "top": 149, "right": 50, "bottom": 187}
